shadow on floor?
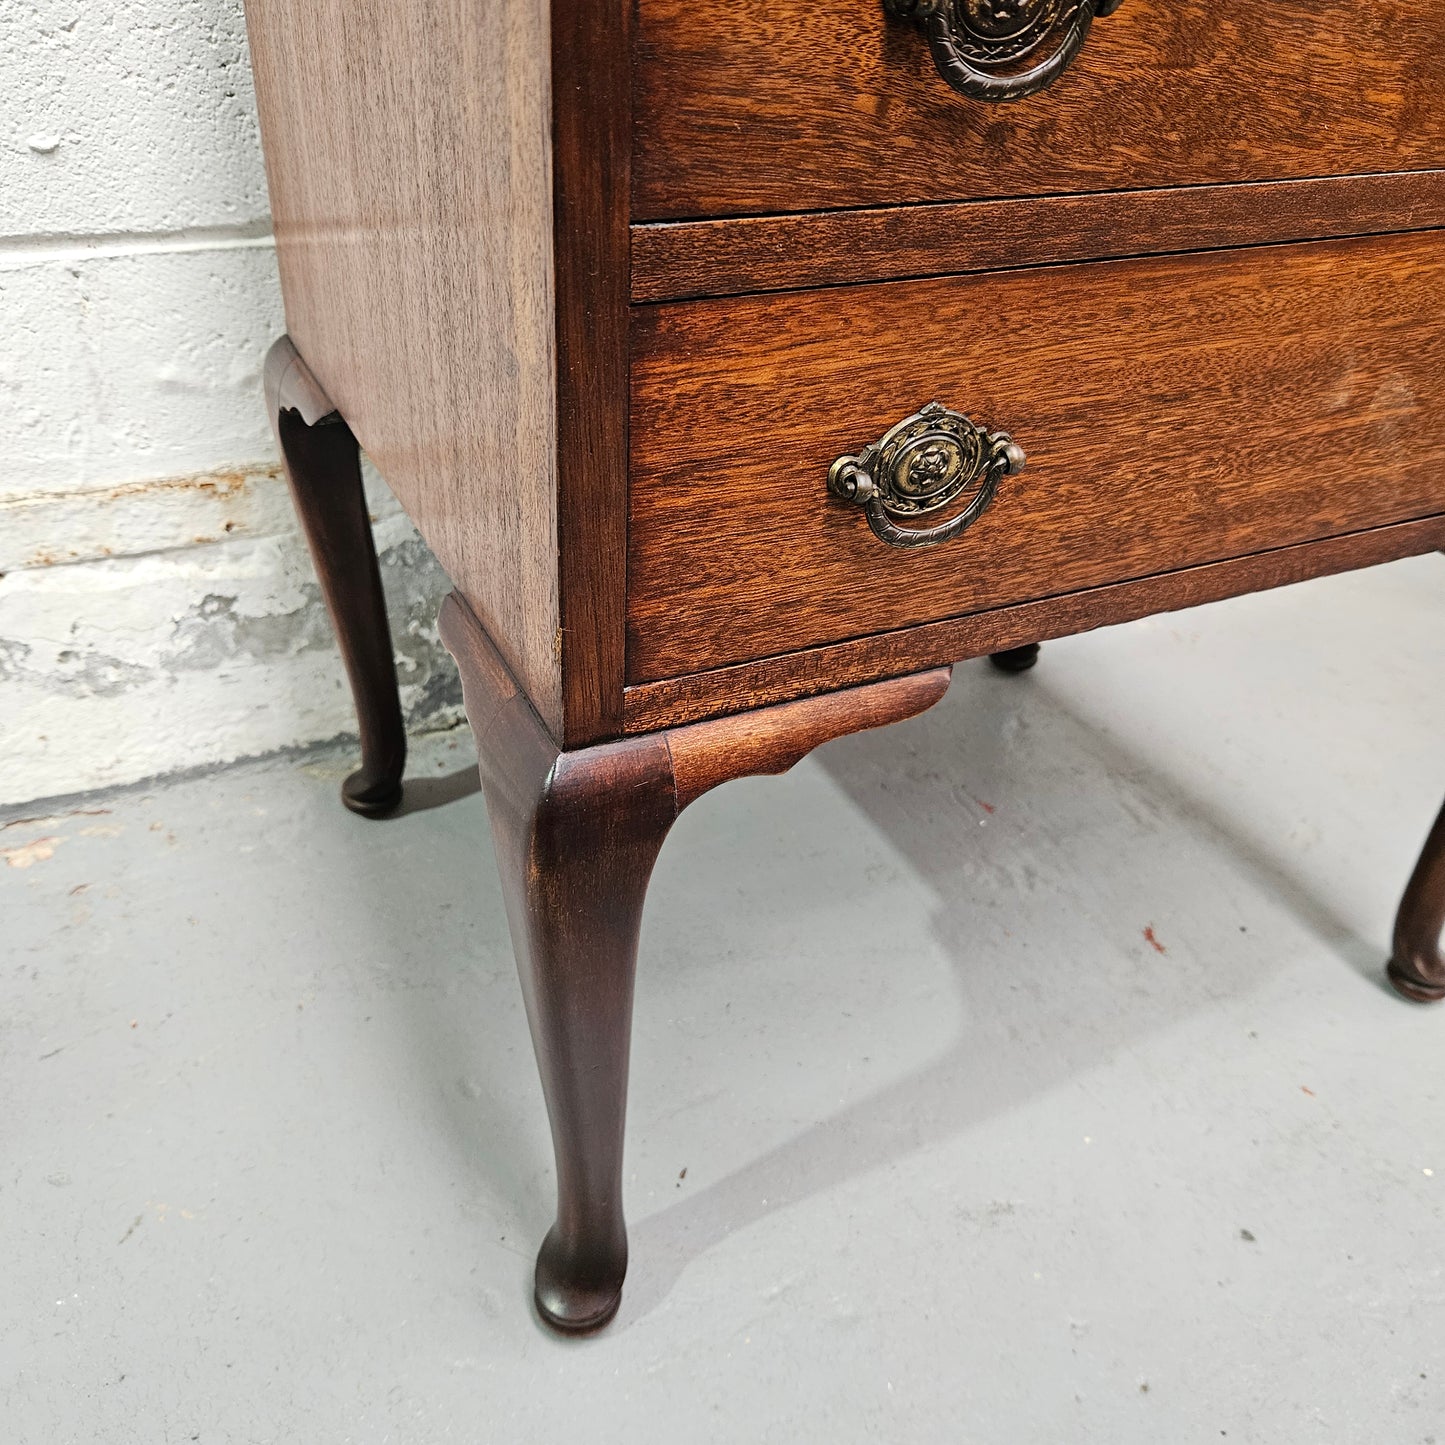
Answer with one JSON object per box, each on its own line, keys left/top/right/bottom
{"left": 617, "top": 657, "right": 1394, "bottom": 1326}
{"left": 328, "top": 646, "right": 1404, "bottom": 1334}
{"left": 384, "top": 765, "right": 481, "bottom": 817}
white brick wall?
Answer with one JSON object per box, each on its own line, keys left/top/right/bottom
{"left": 1, "top": 1, "right": 460, "bottom": 807}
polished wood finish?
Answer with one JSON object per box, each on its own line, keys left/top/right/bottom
{"left": 622, "top": 516, "right": 1445, "bottom": 732}
{"left": 629, "top": 233, "right": 1445, "bottom": 682}
{"left": 550, "top": 0, "right": 632, "bottom": 744}
{"left": 264, "top": 336, "right": 405, "bottom": 816}
{"left": 634, "top": 0, "right": 1445, "bottom": 219}
{"left": 245, "top": 0, "right": 633, "bottom": 745}
{"left": 442, "top": 592, "right": 672, "bottom": 1332}
{"left": 1389, "top": 801, "right": 1445, "bottom": 1003}
{"left": 244, "top": 0, "right": 1445, "bottom": 1336}
{"left": 439, "top": 591, "right": 951, "bottom": 1330}
{"left": 632, "top": 172, "right": 1445, "bottom": 303}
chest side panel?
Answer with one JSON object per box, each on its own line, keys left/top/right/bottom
{"left": 245, "top": 0, "right": 562, "bottom": 731}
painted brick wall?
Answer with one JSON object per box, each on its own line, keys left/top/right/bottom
{"left": 0, "top": 1, "right": 462, "bottom": 807}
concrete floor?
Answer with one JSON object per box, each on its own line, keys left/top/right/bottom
{"left": 4, "top": 555, "right": 1444, "bottom": 1444}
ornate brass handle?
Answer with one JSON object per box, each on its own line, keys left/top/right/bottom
{"left": 828, "top": 402, "right": 1024, "bottom": 549}
{"left": 885, "top": 0, "right": 1124, "bottom": 104}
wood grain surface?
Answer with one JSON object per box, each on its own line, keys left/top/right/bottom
{"left": 438, "top": 589, "right": 951, "bottom": 1329}
{"left": 628, "top": 232, "right": 1445, "bottom": 683}
{"left": 246, "top": 0, "right": 562, "bottom": 729}
{"left": 550, "top": 0, "right": 633, "bottom": 744}
{"left": 632, "top": 172, "right": 1445, "bottom": 302}
{"left": 667, "top": 663, "right": 952, "bottom": 807}
{"left": 622, "top": 516, "right": 1445, "bottom": 731}
{"left": 634, "top": 0, "right": 1445, "bottom": 219}
{"left": 247, "top": 0, "right": 638, "bottom": 744}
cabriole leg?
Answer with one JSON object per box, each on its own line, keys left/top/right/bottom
{"left": 989, "top": 643, "right": 1041, "bottom": 674}
{"left": 442, "top": 596, "right": 671, "bottom": 1331}
{"left": 440, "top": 594, "right": 952, "bottom": 1331}
{"left": 488, "top": 716, "right": 672, "bottom": 1332}
{"left": 1389, "top": 800, "right": 1445, "bottom": 1003}
{"left": 265, "top": 336, "right": 406, "bottom": 816}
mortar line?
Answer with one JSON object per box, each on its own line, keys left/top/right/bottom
{"left": 0, "top": 221, "right": 276, "bottom": 267}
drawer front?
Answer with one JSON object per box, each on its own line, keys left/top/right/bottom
{"left": 634, "top": 0, "right": 1445, "bottom": 220}
{"left": 627, "top": 233, "right": 1445, "bottom": 683}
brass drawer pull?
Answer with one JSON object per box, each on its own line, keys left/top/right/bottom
{"left": 885, "top": 0, "right": 1125, "bottom": 104}
{"left": 828, "top": 402, "right": 1024, "bottom": 549}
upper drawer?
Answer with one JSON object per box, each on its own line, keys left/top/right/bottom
{"left": 634, "top": 0, "right": 1445, "bottom": 220}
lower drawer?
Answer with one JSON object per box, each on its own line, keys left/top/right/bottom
{"left": 627, "top": 232, "right": 1445, "bottom": 683}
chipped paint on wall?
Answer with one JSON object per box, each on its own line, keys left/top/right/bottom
{"left": 0, "top": 465, "right": 462, "bottom": 806}
{"left": 0, "top": 463, "right": 291, "bottom": 572}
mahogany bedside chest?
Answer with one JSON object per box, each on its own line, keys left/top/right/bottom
{"left": 241, "top": 0, "right": 1445, "bottom": 1331}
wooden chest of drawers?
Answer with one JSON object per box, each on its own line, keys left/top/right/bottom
{"left": 243, "top": 0, "right": 1445, "bottom": 1331}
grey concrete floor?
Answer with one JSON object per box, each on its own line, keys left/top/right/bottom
{"left": 4, "top": 555, "right": 1445, "bottom": 1444}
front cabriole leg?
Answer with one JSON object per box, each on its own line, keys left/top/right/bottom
{"left": 1389, "top": 800, "right": 1445, "bottom": 1003}
{"left": 439, "top": 593, "right": 951, "bottom": 1331}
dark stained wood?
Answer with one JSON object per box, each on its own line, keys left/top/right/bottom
{"left": 622, "top": 516, "right": 1445, "bottom": 732}
{"left": 631, "top": 172, "right": 1445, "bottom": 303}
{"left": 667, "top": 665, "right": 952, "bottom": 809}
{"left": 989, "top": 644, "right": 1042, "bottom": 676}
{"left": 445, "top": 592, "right": 672, "bottom": 1333}
{"left": 1389, "top": 801, "right": 1445, "bottom": 1003}
{"left": 265, "top": 336, "right": 406, "bottom": 815}
{"left": 633, "top": 0, "right": 1445, "bottom": 219}
{"left": 551, "top": 0, "right": 632, "bottom": 746}
{"left": 244, "top": 0, "right": 634, "bottom": 747}
{"left": 628, "top": 233, "right": 1445, "bottom": 683}
{"left": 244, "top": 0, "right": 563, "bottom": 732}
{"left": 438, "top": 590, "right": 950, "bottom": 1331}
{"left": 248, "top": 0, "right": 1445, "bottom": 1339}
